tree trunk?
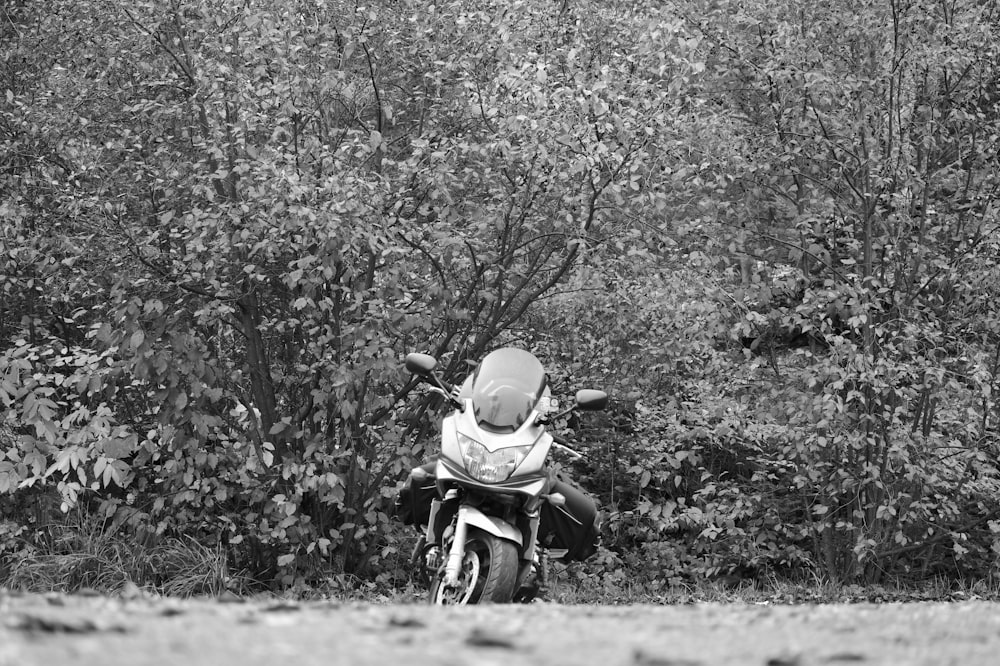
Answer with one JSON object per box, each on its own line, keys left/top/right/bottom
{"left": 237, "top": 288, "right": 283, "bottom": 459}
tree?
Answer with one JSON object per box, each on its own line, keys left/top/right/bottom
{"left": 682, "top": 0, "right": 1000, "bottom": 582}
{"left": 4, "top": 0, "right": 1000, "bottom": 593}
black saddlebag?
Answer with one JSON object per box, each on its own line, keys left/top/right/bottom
{"left": 394, "top": 464, "right": 438, "bottom": 526}
{"left": 537, "top": 477, "right": 600, "bottom": 562}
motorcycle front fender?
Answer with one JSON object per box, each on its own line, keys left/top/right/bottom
{"left": 442, "top": 505, "right": 523, "bottom": 588}
{"left": 460, "top": 506, "right": 523, "bottom": 547}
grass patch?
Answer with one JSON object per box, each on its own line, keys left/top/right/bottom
{"left": 2, "top": 513, "right": 257, "bottom": 597}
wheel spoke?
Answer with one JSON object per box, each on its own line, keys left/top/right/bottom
{"left": 432, "top": 550, "right": 481, "bottom": 604}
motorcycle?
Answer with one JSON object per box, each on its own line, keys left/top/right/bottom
{"left": 400, "top": 347, "right": 607, "bottom": 604}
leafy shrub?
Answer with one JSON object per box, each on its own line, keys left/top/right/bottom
{"left": 3, "top": 0, "right": 1000, "bottom": 597}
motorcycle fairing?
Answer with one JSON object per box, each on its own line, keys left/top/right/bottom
{"left": 448, "top": 401, "right": 549, "bottom": 452}
{"left": 435, "top": 455, "right": 549, "bottom": 498}
{"left": 441, "top": 401, "right": 554, "bottom": 479}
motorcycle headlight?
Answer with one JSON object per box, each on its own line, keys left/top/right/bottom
{"left": 457, "top": 434, "right": 532, "bottom": 483}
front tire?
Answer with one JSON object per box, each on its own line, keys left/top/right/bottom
{"left": 429, "top": 528, "right": 519, "bottom": 605}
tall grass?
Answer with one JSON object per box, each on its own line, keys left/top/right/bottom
{"left": 3, "top": 512, "right": 257, "bottom": 597}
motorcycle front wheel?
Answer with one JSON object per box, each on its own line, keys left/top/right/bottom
{"left": 429, "top": 528, "right": 519, "bottom": 605}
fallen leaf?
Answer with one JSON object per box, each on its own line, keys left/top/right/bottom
{"left": 9, "top": 612, "right": 129, "bottom": 634}
{"left": 159, "top": 606, "right": 186, "bottom": 617}
{"left": 766, "top": 655, "right": 802, "bottom": 666}
{"left": 388, "top": 615, "right": 425, "bottom": 628}
{"left": 466, "top": 627, "right": 518, "bottom": 649}
{"left": 633, "top": 648, "right": 703, "bottom": 666}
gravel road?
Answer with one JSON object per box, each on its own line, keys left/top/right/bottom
{"left": 3, "top": 591, "right": 1000, "bottom": 666}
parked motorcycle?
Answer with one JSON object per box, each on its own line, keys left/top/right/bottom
{"left": 398, "top": 347, "right": 607, "bottom": 604}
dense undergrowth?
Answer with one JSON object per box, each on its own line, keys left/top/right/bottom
{"left": 4, "top": 0, "right": 1000, "bottom": 599}
{"left": 5, "top": 511, "right": 999, "bottom": 605}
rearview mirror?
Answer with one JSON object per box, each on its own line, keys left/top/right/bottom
{"left": 404, "top": 353, "right": 437, "bottom": 375}
{"left": 575, "top": 389, "right": 609, "bottom": 411}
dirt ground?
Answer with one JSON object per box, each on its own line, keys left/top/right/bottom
{"left": 3, "top": 590, "right": 1000, "bottom": 666}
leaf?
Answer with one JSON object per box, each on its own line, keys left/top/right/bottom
{"left": 466, "top": 627, "right": 516, "bottom": 649}
{"left": 639, "top": 469, "right": 651, "bottom": 488}
{"left": 94, "top": 456, "right": 108, "bottom": 485}
{"left": 0, "top": 461, "right": 16, "bottom": 493}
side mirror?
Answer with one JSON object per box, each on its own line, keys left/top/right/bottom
{"left": 575, "top": 389, "right": 608, "bottom": 411}
{"left": 404, "top": 353, "right": 463, "bottom": 411}
{"left": 405, "top": 353, "right": 437, "bottom": 375}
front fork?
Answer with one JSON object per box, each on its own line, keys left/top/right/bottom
{"left": 422, "top": 490, "right": 458, "bottom": 583}
{"left": 442, "top": 505, "right": 471, "bottom": 587}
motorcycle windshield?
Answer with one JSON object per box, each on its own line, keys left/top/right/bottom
{"left": 469, "top": 348, "right": 547, "bottom": 432}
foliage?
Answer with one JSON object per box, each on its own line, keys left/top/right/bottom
{"left": 526, "top": 0, "right": 1000, "bottom": 586}
{"left": 0, "top": 0, "right": 696, "bottom": 589}
{"left": 688, "top": 0, "right": 1000, "bottom": 583}
{"left": 3, "top": 0, "right": 1000, "bottom": 595}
